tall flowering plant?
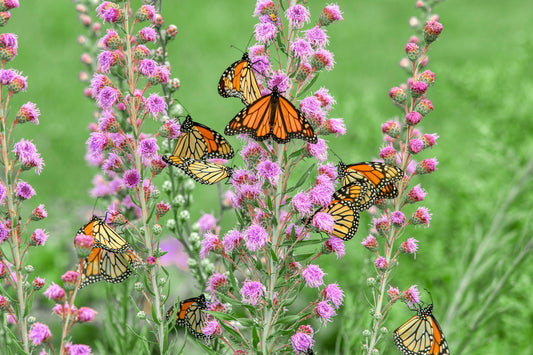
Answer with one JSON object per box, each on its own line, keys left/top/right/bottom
{"left": 195, "top": 1, "right": 347, "bottom": 354}
{"left": 0, "top": 1, "right": 51, "bottom": 353}
{"left": 360, "top": 2, "right": 444, "bottom": 354}
{"left": 78, "top": 1, "right": 182, "bottom": 353}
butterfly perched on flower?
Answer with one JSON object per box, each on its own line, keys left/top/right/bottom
{"left": 393, "top": 304, "right": 450, "bottom": 355}
{"left": 225, "top": 85, "right": 317, "bottom": 144}
{"left": 337, "top": 161, "right": 404, "bottom": 199}
{"left": 312, "top": 179, "right": 376, "bottom": 241}
{"left": 162, "top": 155, "right": 233, "bottom": 185}
{"left": 172, "top": 115, "right": 234, "bottom": 160}
{"left": 167, "top": 294, "right": 210, "bottom": 340}
{"left": 78, "top": 247, "right": 142, "bottom": 289}
{"left": 218, "top": 52, "right": 262, "bottom": 105}
{"left": 78, "top": 215, "right": 132, "bottom": 253}
{"left": 77, "top": 216, "right": 141, "bottom": 289}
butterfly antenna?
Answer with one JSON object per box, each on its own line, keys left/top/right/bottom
{"left": 424, "top": 288, "right": 433, "bottom": 305}
{"left": 230, "top": 44, "right": 245, "bottom": 55}
{"left": 90, "top": 198, "right": 100, "bottom": 218}
{"left": 329, "top": 148, "right": 343, "bottom": 163}
{"left": 171, "top": 97, "right": 191, "bottom": 121}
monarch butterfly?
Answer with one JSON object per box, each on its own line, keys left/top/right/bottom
{"left": 162, "top": 155, "right": 233, "bottom": 185}
{"left": 78, "top": 247, "right": 142, "bottom": 289}
{"left": 393, "top": 304, "right": 450, "bottom": 355}
{"left": 79, "top": 215, "right": 132, "bottom": 253}
{"left": 225, "top": 86, "right": 317, "bottom": 144}
{"left": 218, "top": 52, "right": 262, "bottom": 105}
{"left": 167, "top": 294, "right": 210, "bottom": 340}
{"left": 172, "top": 115, "right": 234, "bottom": 160}
{"left": 337, "top": 161, "right": 404, "bottom": 199}
{"left": 333, "top": 179, "right": 377, "bottom": 211}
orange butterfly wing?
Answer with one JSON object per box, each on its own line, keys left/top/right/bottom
{"left": 225, "top": 86, "right": 317, "bottom": 144}
{"left": 338, "top": 161, "right": 403, "bottom": 199}
{"left": 218, "top": 53, "right": 262, "bottom": 105}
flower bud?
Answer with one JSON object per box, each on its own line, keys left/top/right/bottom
{"left": 405, "top": 42, "right": 419, "bottom": 61}
{"left": 388, "top": 87, "right": 406, "bottom": 104}
{"left": 73, "top": 234, "right": 94, "bottom": 258}
{"left": 33, "top": 277, "right": 45, "bottom": 290}
{"left": 414, "top": 98, "right": 433, "bottom": 116}
{"left": 424, "top": 21, "right": 443, "bottom": 44}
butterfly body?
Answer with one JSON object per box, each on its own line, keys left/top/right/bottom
{"left": 225, "top": 86, "right": 317, "bottom": 144}
{"left": 393, "top": 304, "right": 450, "bottom": 355}
{"left": 174, "top": 115, "right": 234, "bottom": 160}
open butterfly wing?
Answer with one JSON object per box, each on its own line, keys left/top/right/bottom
{"left": 225, "top": 87, "right": 317, "bottom": 144}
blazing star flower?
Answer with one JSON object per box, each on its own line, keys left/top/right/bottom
{"left": 388, "top": 286, "right": 400, "bottom": 300}
{"left": 254, "top": 0, "right": 274, "bottom": 17}
{"left": 73, "top": 234, "right": 94, "bottom": 258}
{"left": 306, "top": 138, "right": 328, "bottom": 162}
{"left": 291, "top": 38, "right": 313, "bottom": 59}
{"left": 418, "top": 69, "right": 436, "bottom": 84}
{"left": 0, "top": 222, "right": 9, "bottom": 242}
{"left": 300, "top": 95, "right": 325, "bottom": 125}
{"left": 138, "top": 137, "right": 159, "bottom": 160}
{"left": 285, "top": 4, "right": 310, "bottom": 29}
{"left": 379, "top": 145, "right": 397, "bottom": 165}
{"left": 291, "top": 332, "right": 314, "bottom": 354}
{"left": 390, "top": 211, "right": 406, "bottom": 226}
{"left": 375, "top": 256, "right": 387, "bottom": 270}
{"left": 145, "top": 93, "right": 167, "bottom": 118}
{"left": 421, "top": 133, "right": 438, "bottom": 149}
{"left": 267, "top": 70, "right": 289, "bottom": 93}
{"left": 123, "top": 169, "right": 141, "bottom": 188}
{"left": 240, "top": 280, "right": 265, "bottom": 306}
{"left": 139, "top": 59, "right": 157, "bottom": 76}
{"left": 97, "top": 50, "right": 118, "bottom": 73}
{"left": 402, "top": 285, "right": 420, "bottom": 307}
{"left": 324, "top": 237, "right": 345, "bottom": 259}
{"left": 0, "top": 68, "right": 15, "bottom": 85}
{"left": 64, "top": 343, "right": 92, "bottom": 355}
{"left": 415, "top": 98, "right": 433, "bottom": 116}
{"left": 198, "top": 213, "right": 216, "bottom": 232}
{"left": 292, "top": 192, "right": 313, "bottom": 218}
{"left": 202, "top": 319, "right": 222, "bottom": 337}
{"left": 321, "top": 283, "right": 344, "bottom": 309}
{"left": 206, "top": 273, "right": 229, "bottom": 295}
{"left": 244, "top": 224, "right": 268, "bottom": 252}
{"left": 310, "top": 182, "right": 334, "bottom": 207}
{"left": 314, "top": 301, "right": 335, "bottom": 325}
{"left": 319, "top": 4, "right": 343, "bottom": 26}
{"left": 7, "top": 72, "right": 26, "bottom": 93}
{"left": 137, "top": 26, "right": 157, "bottom": 43}
{"left": 222, "top": 228, "right": 243, "bottom": 254}
{"left": 424, "top": 20, "right": 443, "bottom": 43}
{"left": 97, "top": 86, "right": 120, "bottom": 109}
{"left": 159, "top": 119, "right": 180, "bottom": 139}
{"left": 401, "top": 237, "right": 419, "bottom": 255}
{"left": 150, "top": 65, "right": 170, "bottom": 85}
{"left": 199, "top": 232, "right": 222, "bottom": 259}
{"left": 305, "top": 26, "right": 329, "bottom": 48}
{"left": 302, "top": 264, "right": 325, "bottom": 288}
{"left": 96, "top": 1, "right": 122, "bottom": 23}
{"left": 33, "top": 277, "right": 45, "bottom": 290}
{"left": 136, "top": 4, "right": 156, "bottom": 22}
{"left": 254, "top": 22, "right": 277, "bottom": 44}
{"left": 416, "top": 158, "right": 438, "bottom": 175}
{"left": 406, "top": 111, "right": 422, "bottom": 126}
{"left": 406, "top": 184, "right": 427, "bottom": 203}
{"left": 16, "top": 101, "right": 40, "bottom": 125}
{"left": 76, "top": 307, "right": 97, "bottom": 323}
{"left": 361, "top": 235, "right": 377, "bottom": 250}
{"left": 257, "top": 160, "right": 281, "bottom": 186}
{"left": 30, "top": 228, "right": 48, "bottom": 246}
{"left": 133, "top": 44, "right": 150, "bottom": 60}
{"left": 312, "top": 212, "right": 334, "bottom": 233}
{"left": 29, "top": 322, "right": 52, "bottom": 345}
{"left": 102, "top": 29, "right": 121, "bottom": 50}
{"left": 16, "top": 180, "right": 35, "bottom": 200}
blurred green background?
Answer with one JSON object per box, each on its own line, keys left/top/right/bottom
{"left": 4, "top": 0, "right": 533, "bottom": 354}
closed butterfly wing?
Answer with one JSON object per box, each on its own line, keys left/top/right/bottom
{"left": 163, "top": 155, "right": 232, "bottom": 185}
{"left": 79, "top": 247, "right": 142, "bottom": 289}
{"left": 79, "top": 216, "right": 131, "bottom": 253}
{"left": 173, "top": 115, "right": 234, "bottom": 160}
{"left": 225, "top": 86, "right": 317, "bottom": 144}
{"left": 168, "top": 294, "right": 210, "bottom": 340}
{"left": 337, "top": 161, "right": 404, "bottom": 199}
{"left": 218, "top": 52, "right": 262, "bottom": 105}
{"left": 393, "top": 304, "right": 450, "bottom": 355}
{"left": 314, "top": 199, "right": 360, "bottom": 241}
